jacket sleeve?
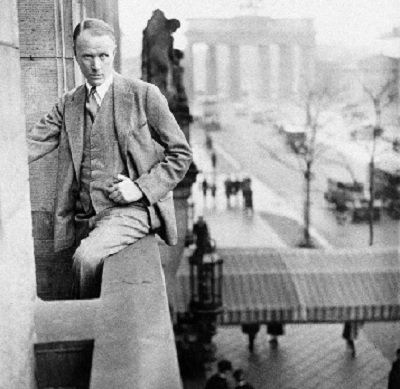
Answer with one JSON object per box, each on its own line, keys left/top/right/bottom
{"left": 135, "top": 84, "right": 193, "bottom": 204}
{"left": 26, "top": 97, "right": 64, "bottom": 163}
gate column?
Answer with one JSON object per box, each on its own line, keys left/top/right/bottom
{"left": 302, "top": 45, "right": 315, "bottom": 91}
{"left": 259, "top": 44, "right": 271, "bottom": 99}
{"left": 206, "top": 44, "right": 218, "bottom": 96}
{"left": 229, "top": 44, "right": 241, "bottom": 101}
{"left": 183, "top": 41, "right": 194, "bottom": 105}
{"left": 279, "top": 44, "right": 294, "bottom": 98}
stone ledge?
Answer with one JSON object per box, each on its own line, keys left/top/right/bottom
{"left": 35, "top": 234, "right": 182, "bottom": 389}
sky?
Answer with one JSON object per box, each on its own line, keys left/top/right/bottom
{"left": 118, "top": 0, "right": 400, "bottom": 59}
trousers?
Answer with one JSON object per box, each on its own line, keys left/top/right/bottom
{"left": 72, "top": 206, "right": 150, "bottom": 299}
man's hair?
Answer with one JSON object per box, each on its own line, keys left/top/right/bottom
{"left": 217, "top": 359, "right": 232, "bottom": 373}
{"left": 397, "top": 348, "right": 400, "bottom": 355}
{"left": 73, "top": 18, "right": 115, "bottom": 49}
{"left": 233, "top": 369, "right": 244, "bottom": 381}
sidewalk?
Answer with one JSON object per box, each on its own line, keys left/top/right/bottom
{"left": 193, "top": 175, "right": 286, "bottom": 248}
{"left": 192, "top": 129, "right": 332, "bottom": 249}
{"left": 182, "top": 129, "right": 392, "bottom": 389}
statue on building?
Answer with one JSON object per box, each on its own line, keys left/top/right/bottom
{"left": 141, "top": 10, "right": 179, "bottom": 101}
{"left": 141, "top": 8, "right": 195, "bottom": 194}
{"left": 141, "top": 9, "right": 190, "bottom": 120}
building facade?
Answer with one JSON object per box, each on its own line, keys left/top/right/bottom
{"left": 184, "top": 16, "right": 316, "bottom": 102}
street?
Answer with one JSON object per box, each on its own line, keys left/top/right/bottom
{"left": 189, "top": 105, "right": 400, "bottom": 385}
{"left": 205, "top": 103, "right": 400, "bottom": 249}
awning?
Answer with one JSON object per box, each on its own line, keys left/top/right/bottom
{"left": 172, "top": 247, "right": 400, "bottom": 324}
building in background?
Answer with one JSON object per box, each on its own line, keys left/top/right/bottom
{"left": 376, "top": 27, "right": 400, "bottom": 139}
{"left": 184, "top": 16, "right": 316, "bottom": 104}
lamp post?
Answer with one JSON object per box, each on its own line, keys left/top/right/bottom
{"left": 189, "top": 240, "right": 223, "bottom": 364}
{"left": 189, "top": 242, "right": 223, "bottom": 314}
{"left": 175, "top": 220, "right": 223, "bottom": 374}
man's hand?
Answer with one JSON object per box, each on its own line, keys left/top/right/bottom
{"left": 107, "top": 174, "right": 143, "bottom": 204}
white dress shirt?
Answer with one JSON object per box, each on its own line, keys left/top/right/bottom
{"left": 86, "top": 73, "right": 114, "bottom": 107}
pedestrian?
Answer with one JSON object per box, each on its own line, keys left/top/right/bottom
{"left": 388, "top": 348, "right": 400, "bottom": 389}
{"left": 243, "top": 189, "right": 253, "bottom": 215}
{"left": 211, "top": 151, "right": 217, "bottom": 170}
{"left": 233, "top": 369, "right": 255, "bottom": 389}
{"left": 242, "top": 177, "right": 253, "bottom": 215}
{"left": 206, "top": 133, "right": 213, "bottom": 150}
{"left": 335, "top": 182, "right": 348, "bottom": 225}
{"left": 267, "top": 322, "right": 285, "bottom": 347}
{"left": 342, "top": 321, "right": 363, "bottom": 357}
{"left": 231, "top": 175, "right": 242, "bottom": 199}
{"left": 241, "top": 323, "right": 260, "bottom": 352}
{"left": 224, "top": 177, "right": 232, "bottom": 208}
{"left": 241, "top": 177, "right": 252, "bottom": 193}
{"left": 202, "top": 178, "right": 209, "bottom": 198}
{"left": 26, "top": 18, "right": 192, "bottom": 299}
{"left": 204, "top": 359, "right": 233, "bottom": 389}
{"left": 211, "top": 182, "right": 217, "bottom": 200}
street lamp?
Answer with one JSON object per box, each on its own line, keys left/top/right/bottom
{"left": 175, "top": 221, "right": 223, "bottom": 373}
{"left": 189, "top": 242, "right": 223, "bottom": 314}
{"left": 187, "top": 238, "right": 223, "bottom": 365}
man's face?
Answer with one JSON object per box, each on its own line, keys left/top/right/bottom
{"left": 75, "top": 30, "right": 116, "bottom": 87}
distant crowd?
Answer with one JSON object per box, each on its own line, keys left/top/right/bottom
{"left": 201, "top": 175, "right": 254, "bottom": 215}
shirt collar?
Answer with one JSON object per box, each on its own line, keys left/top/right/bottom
{"left": 86, "top": 73, "right": 114, "bottom": 103}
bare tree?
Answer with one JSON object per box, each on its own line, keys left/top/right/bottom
{"left": 360, "top": 76, "right": 397, "bottom": 245}
{"left": 295, "top": 78, "right": 342, "bottom": 247}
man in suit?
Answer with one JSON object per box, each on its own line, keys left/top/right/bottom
{"left": 27, "top": 18, "right": 192, "bottom": 299}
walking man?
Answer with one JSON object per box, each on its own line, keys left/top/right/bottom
{"left": 204, "top": 359, "right": 233, "bottom": 389}
{"left": 241, "top": 323, "right": 260, "bottom": 352}
{"left": 210, "top": 182, "right": 217, "bottom": 202}
{"left": 224, "top": 176, "right": 232, "bottom": 207}
{"left": 342, "top": 321, "right": 363, "bottom": 357}
{"left": 202, "top": 178, "right": 209, "bottom": 198}
{"left": 242, "top": 176, "right": 253, "bottom": 216}
{"left": 27, "top": 18, "right": 192, "bottom": 299}
{"left": 211, "top": 150, "right": 217, "bottom": 170}
{"left": 335, "top": 182, "right": 348, "bottom": 225}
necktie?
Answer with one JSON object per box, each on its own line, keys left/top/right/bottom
{"left": 86, "top": 86, "right": 99, "bottom": 122}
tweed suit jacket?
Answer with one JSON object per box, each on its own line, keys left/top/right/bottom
{"left": 27, "top": 73, "right": 193, "bottom": 252}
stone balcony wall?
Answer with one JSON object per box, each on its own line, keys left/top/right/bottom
{"left": 0, "top": 1, "right": 36, "bottom": 387}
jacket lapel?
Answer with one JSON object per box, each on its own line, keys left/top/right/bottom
{"left": 113, "top": 73, "right": 136, "bottom": 167}
{"left": 65, "top": 85, "right": 86, "bottom": 182}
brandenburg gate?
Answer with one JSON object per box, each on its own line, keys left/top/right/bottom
{"left": 184, "top": 16, "right": 316, "bottom": 101}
